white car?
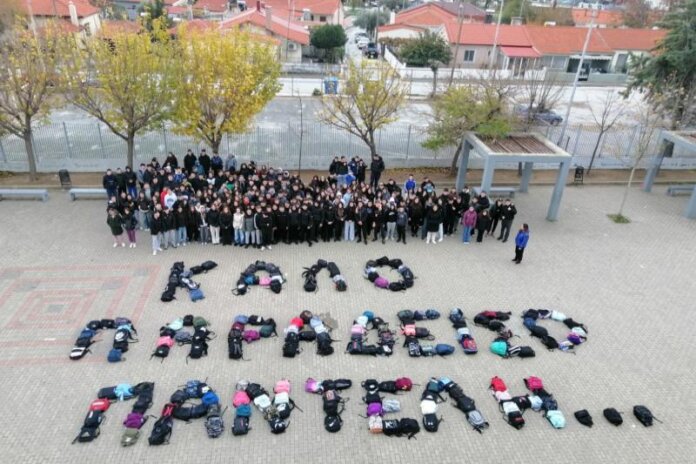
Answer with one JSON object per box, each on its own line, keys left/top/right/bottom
{"left": 357, "top": 37, "right": 369, "bottom": 49}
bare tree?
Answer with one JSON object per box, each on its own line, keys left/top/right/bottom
{"left": 587, "top": 90, "right": 626, "bottom": 175}
{"left": 609, "top": 100, "right": 664, "bottom": 223}
{"left": 520, "top": 71, "right": 565, "bottom": 128}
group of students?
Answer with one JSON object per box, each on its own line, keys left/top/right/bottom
{"left": 103, "top": 150, "right": 529, "bottom": 262}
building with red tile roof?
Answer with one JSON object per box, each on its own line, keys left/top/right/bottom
{"left": 22, "top": 0, "right": 101, "bottom": 36}
{"left": 259, "top": 0, "right": 343, "bottom": 25}
{"left": 572, "top": 7, "right": 624, "bottom": 27}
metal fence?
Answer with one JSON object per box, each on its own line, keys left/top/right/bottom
{"left": 1, "top": 120, "right": 695, "bottom": 173}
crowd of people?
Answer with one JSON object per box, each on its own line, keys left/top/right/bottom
{"left": 103, "top": 150, "right": 529, "bottom": 261}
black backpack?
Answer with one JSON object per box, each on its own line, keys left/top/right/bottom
{"left": 245, "top": 383, "right": 266, "bottom": 400}
{"left": 633, "top": 405, "right": 658, "bottom": 427}
{"left": 200, "top": 260, "right": 218, "bottom": 272}
{"left": 151, "top": 344, "right": 170, "bottom": 361}
{"left": 541, "top": 335, "right": 559, "bottom": 350}
{"left": 282, "top": 332, "right": 300, "bottom": 358}
{"left": 183, "top": 315, "right": 194, "bottom": 327}
{"left": 334, "top": 379, "right": 352, "bottom": 390}
{"left": 506, "top": 411, "right": 525, "bottom": 429}
{"left": 422, "top": 413, "right": 441, "bottom": 433}
{"left": 378, "top": 381, "right": 397, "bottom": 394}
{"left": 269, "top": 417, "right": 288, "bottom": 434}
{"left": 454, "top": 396, "right": 476, "bottom": 414}
{"left": 187, "top": 341, "right": 208, "bottom": 361}
{"left": 399, "top": 418, "right": 420, "bottom": 439}
{"left": 322, "top": 390, "right": 344, "bottom": 416}
{"left": 529, "top": 325, "right": 548, "bottom": 338}
{"left": 73, "top": 426, "right": 100, "bottom": 444}
{"left": 324, "top": 414, "right": 342, "bottom": 433}
{"left": 228, "top": 330, "right": 243, "bottom": 360}
{"left": 148, "top": 416, "right": 172, "bottom": 445}
{"left": 232, "top": 416, "right": 250, "bottom": 436}
{"left": 316, "top": 332, "right": 334, "bottom": 356}
{"left": 574, "top": 409, "right": 594, "bottom": 427}
{"left": 382, "top": 419, "right": 400, "bottom": 436}
{"left": 603, "top": 408, "right": 623, "bottom": 426}
{"left": 97, "top": 386, "right": 118, "bottom": 400}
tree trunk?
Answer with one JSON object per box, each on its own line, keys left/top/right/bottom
{"left": 366, "top": 131, "right": 377, "bottom": 157}
{"left": 126, "top": 135, "right": 135, "bottom": 169}
{"left": 23, "top": 129, "right": 39, "bottom": 181}
{"left": 211, "top": 134, "right": 222, "bottom": 155}
{"left": 431, "top": 67, "right": 438, "bottom": 98}
{"left": 617, "top": 165, "right": 638, "bottom": 217}
{"left": 449, "top": 140, "right": 463, "bottom": 175}
{"left": 587, "top": 131, "right": 604, "bottom": 175}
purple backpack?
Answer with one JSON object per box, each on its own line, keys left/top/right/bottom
{"left": 243, "top": 330, "right": 260, "bottom": 343}
{"left": 374, "top": 277, "right": 389, "bottom": 289}
{"left": 305, "top": 378, "right": 321, "bottom": 394}
{"left": 367, "top": 402, "right": 383, "bottom": 417}
{"left": 123, "top": 412, "right": 145, "bottom": 429}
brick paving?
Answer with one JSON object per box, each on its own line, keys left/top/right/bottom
{"left": 1, "top": 185, "right": 695, "bottom": 463}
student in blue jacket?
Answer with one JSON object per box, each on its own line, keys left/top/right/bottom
{"left": 513, "top": 224, "right": 530, "bottom": 264}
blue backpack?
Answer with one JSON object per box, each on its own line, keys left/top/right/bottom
{"left": 190, "top": 288, "right": 205, "bottom": 302}
{"left": 449, "top": 308, "right": 464, "bottom": 323}
{"left": 236, "top": 404, "right": 252, "bottom": 418}
{"left": 107, "top": 349, "right": 123, "bottom": 363}
{"left": 362, "top": 310, "right": 375, "bottom": 321}
{"left": 435, "top": 344, "right": 455, "bottom": 356}
{"left": 185, "top": 380, "right": 206, "bottom": 399}
{"left": 425, "top": 309, "right": 440, "bottom": 320}
{"left": 202, "top": 391, "right": 220, "bottom": 406}
{"left": 234, "top": 315, "right": 249, "bottom": 325}
{"left": 79, "top": 328, "right": 96, "bottom": 339}
{"left": 114, "top": 383, "right": 134, "bottom": 401}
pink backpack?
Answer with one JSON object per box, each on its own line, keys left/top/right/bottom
{"left": 524, "top": 376, "right": 544, "bottom": 391}
{"left": 259, "top": 276, "right": 271, "bottom": 287}
{"left": 402, "top": 324, "right": 416, "bottom": 337}
{"left": 232, "top": 390, "right": 251, "bottom": 407}
{"left": 305, "top": 378, "right": 321, "bottom": 393}
{"left": 242, "top": 330, "right": 260, "bottom": 343}
{"left": 351, "top": 324, "right": 366, "bottom": 336}
{"left": 490, "top": 376, "right": 507, "bottom": 392}
{"left": 157, "top": 336, "right": 174, "bottom": 348}
{"left": 374, "top": 277, "right": 389, "bottom": 288}
{"left": 274, "top": 379, "right": 291, "bottom": 394}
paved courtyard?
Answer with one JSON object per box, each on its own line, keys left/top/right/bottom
{"left": 1, "top": 185, "right": 695, "bottom": 463}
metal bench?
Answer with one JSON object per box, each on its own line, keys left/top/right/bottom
{"left": 473, "top": 186, "right": 516, "bottom": 198}
{"left": 666, "top": 185, "right": 695, "bottom": 196}
{"left": 69, "top": 188, "right": 108, "bottom": 201}
{"left": 0, "top": 188, "right": 49, "bottom": 202}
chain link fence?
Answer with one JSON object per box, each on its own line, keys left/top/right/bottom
{"left": 1, "top": 121, "right": 695, "bottom": 172}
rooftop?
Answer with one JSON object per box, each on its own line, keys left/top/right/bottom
{"left": 220, "top": 8, "right": 310, "bottom": 45}
{"left": 23, "top": 0, "right": 99, "bottom": 18}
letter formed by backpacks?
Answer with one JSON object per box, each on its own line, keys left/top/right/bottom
{"left": 148, "top": 404, "right": 175, "bottom": 445}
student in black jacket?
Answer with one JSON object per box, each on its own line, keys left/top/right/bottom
{"left": 371, "top": 204, "right": 386, "bottom": 244}
{"left": 299, "top": 204, "right": 314, "bottom": 247}
{"left": 150, "top": 210, "right": 163, "bottom": 255}
{"left": 103, "top": 169, "right": 119, "bottom": 200}
{"left": 161, "top": 208, "right": 177, "bottom": 250}
{"left": 276, "top": 205, "right": 290, "bottom": 244}
{"left": 219, "top": 206, "right": 233, "bottom": 246}
{"left": 497, "top": 199, "right": 517, "bottom": 243}
{"left": 310, "top": 204, "right": 324, "bottom": 243}
{"left": 289, "top": 205, "right": 300, "bottom": 244}
{"left": 207, "top": 204, "right": 221, "bottom": 245}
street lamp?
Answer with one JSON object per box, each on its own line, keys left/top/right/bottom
{"left": 557, "top": 11, "right": 596, "bottom": 147}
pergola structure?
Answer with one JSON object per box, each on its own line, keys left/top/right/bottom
{"left": 456, "top": 132, "right": 573, "bottom": 221}
{"left": 642, "top": 130, "right": 696, "bottom": 219}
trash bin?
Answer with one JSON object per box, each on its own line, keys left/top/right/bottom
{"left": 574, "top": 166, "right": 584, "bottom": 185}
{"left": 58, "top": 169, "right": 72, "bottom": 189}
{"left": 323, "top": 77, "right": 339, "bottom": 95}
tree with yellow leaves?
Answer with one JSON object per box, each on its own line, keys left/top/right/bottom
{"left": 319, "top": 61, "right": 407, "bottom": 157}
{"left": 172, "top": 28, "right": 281, "bottom": 155}
{"left": 0, "top": 19, "right": 63, "bottom": 180}
{"left": 60, "top": 20, "right": 177, "bottom": 168}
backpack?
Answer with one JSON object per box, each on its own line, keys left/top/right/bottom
{"left": 366, "top": 402, "right": 383, "bottom": 417}
{"left": 183, "top": 315, "right": 194, "bottom": 327}
{"left": 541, "top": 335, "right": 559, "bottom": 350}
{"left": 175, "top": 330, "right": 193, "bottom": 345}
{"left": 114, "top": 384, "right": 134, "bottom": 401}
{"left": 406, "top": 337, "right": 421, "bottom": 357}
{"left": 422, "top": 413, "right": 441, "bottom": 432}
{"left": 603, "top": 408, "right": 623, "bottom": 426}
{"left": 200, "top": 260, "right": 217, "bottom": 272}
{"left": 260, "top": 323, "right": 277, "bottom": 338}
{"left": 107, "top": 349, "right": 123, "bottom": 363}
{"left": 489, "top": 376, "right": 507, "bottom": 392}
{"left": 335, "top": 379, "right": 352, "bottom": 391}
{"left": 574, "top": 409, "right": 594, "bottom": 427}
{"left": 243, "top": 330, "right": 260, "bottom": 343}
{"left": 193, "top": 316, "right": 208, "bottom": 329}
{"left": 395, "top": 377, "right": 413, "bottom": 391}
{"left": 282, "top": 333, "right": 300, "bottom": 358}
{"left": 188, "top": 341, "right": 208, "bottom": 361}
{"left": 382, "top": 419, "right": 400, "bottom": 436}
{"left": 369, "top": 415, "right": 383, "bottom": 433}
{"left": 490, "top": 340, "right": 508, "bottom": 357}
{"left": 506, "top": 411, "right": 525, "bottom": 429}
{"left": 316, "top": 332, "right": 334, "bottom": 356}
{"left": 397, "top": 310, "right": 414, "bottom": 323}
{"left": 633, "top": 405, "right": 658, "bottom": 427}
{"left": 123, "top": 412, "right": 146, "bottom": 429}
{"left": 382, "top": 399, "right": 400, "bottom": 413}
{"left": 399, "top": 418, "right": 420, "bottom": 439}
{"left": 378, "top": 381, "right": 397, "bottom": 394}
{"left": 467, "top": 410, "right": 489, "bottom": 433}
{"left": 73, "top": 426, "right": 100, "bottom": 444}
{"left": 148, "top": 416, "right": 172, "bottom": 445}
{"left": 202, "top": 391, "right": 220, "bottom": 406}
{"left": 268, "top": 417, "right": 288, "bottom": 434}
{"left": 121, "top": 428, "right": 140, "bottom": 447}
{"left": 205, "top": 408, "right": 225, "bottom": 438}
{"left": 70, "top": 346, "right": 91, "bottom": 360}
{"left": 524, "top": 376, "right": 544, "bottom": 391}
{"left": 89, "top": 398, "right": 110, "bottom": 412}
{"left": 435, "top": 344, "right": 455, "bottom": 356}
{"left": 324, "top": 414, "right": 342, "bottom": 433}
{"left": 189, "top": 288, "right": 204, "bottom": 302}
{"left": 232, "top": 416, "right": 250, "bottom": 436}
{"left": 455, "top": 396, "right": 476, "bottom": 414}
{"left": 232, "top": 391, "right": 251, "bottom": 408}
{"left": 235, "top": 404, "right": 252, "bottom": 418}
{"left": 82, "top": 410, "right": 105, "bottom": 429}
{"left": 546, "top": 410, "right": 566, "bottom": 429}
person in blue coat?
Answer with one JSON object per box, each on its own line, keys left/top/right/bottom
{"left": 513, "top": 224, "right": 529, "bottom": 264}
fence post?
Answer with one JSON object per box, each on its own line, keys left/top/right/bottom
{"left": 97, "top": 123, "right": 106, "bottom": 159}
{"left": 63, "top": 122, "right": 73, "bottom": 159}
{"left": 405, "top": 125, "right": 411, "bottom": 161}
{"left": 162, "top": 125, "right": 168, "bottom": 154}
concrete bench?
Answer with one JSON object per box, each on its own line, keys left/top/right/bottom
{"left": 69, "top": 188, "right": 108, "bottom": 201}
{"left": 0, "top": 188, "right": 48, "bottom": 202}
{"left": 473, "top": 186, "right": 516, "bottom": 198}
{"left": 666, "top": 185, "right": 695, "bottom": 196}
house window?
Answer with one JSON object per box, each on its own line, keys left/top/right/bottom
{"left": 462, "top": 50, "right": 474, "bottom": 62}
{"left": 320, "top": 16, "right": 326, "bottom": 22}
{"left": 83, "top": 22, "right": 91, "bottom": 37}
{"left": 287, "top": 42, "right": 297, "bottom": 51}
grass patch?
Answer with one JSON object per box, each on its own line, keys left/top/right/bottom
{"left": 608, "top": 213, "right": 630, "bottom": 224}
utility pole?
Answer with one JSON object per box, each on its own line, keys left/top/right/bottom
{"left": 557, "top": 11, "right": 595, "bottom": 146}
{"left": 296, "top": 91, "right": 304, "bottom": 175}
{"left": 286, "top": 0, "right": 295, "bottom": 62}
{"left": 489, "top": 0, "right": 505, "bottom": 69}
{"left": 448, "top": 0, "right": 465, "bottom": 87}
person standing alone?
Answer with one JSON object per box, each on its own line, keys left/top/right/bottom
{"left": 497, "top": 199, "right": 517, "bottom": 243}
{"left": 513, "top": 224, "right": 529, "bottom": 264}
{"left": 369, "top": 154, "right": 385, "bottom": 190}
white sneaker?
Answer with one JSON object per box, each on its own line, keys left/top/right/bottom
{"left": 183, "top": 242, "right": 187, "bottom": 247}
{"left": 121, "top": 243, "right": 126, "bottom": 247}
{"left": 133, "top": 243, "right": 136, "bottom": 248}
{"left": 463, "top": 242, "right": 469, "bottom": 245}
{"left": 267, "top": 245, "right": 272, "bottom": 250}
{"left": 261, "top": 246, "right": 266, "bottom": 251}
{"left": 438, "top": 237, "right": 443, "bottom": 242}
{"left": 152, "top": 250, "right": 157, "bottom": 256}
{"left": 158, "top": 247, "right": 163, "bottom": 252}
{"left": 113, "top": 243, "right": 117, "bottom": 248}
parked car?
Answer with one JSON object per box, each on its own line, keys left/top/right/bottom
{"left": 363, "top": 42, "right": 379, "bottom": 58}
{"left": 516, "top": 106, "right": 563, "bottom": 125}
{"left": 354, "top": 32, "right": 368, "bottom": 44}
{"left": 357, "top": 37, "right": 369, "bottom": 49}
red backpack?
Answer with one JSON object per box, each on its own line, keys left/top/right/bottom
{"left": 89, "top": 398, "right": 110, "bottom": 412}
{"left": 395, "top": 377, "right": 413, "bottom": 391}
{"left": 490, "top": 376, "right": 507, "bottom": 392}
{"left": 524, "top": 376, "right": 544, "bottom": 391}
